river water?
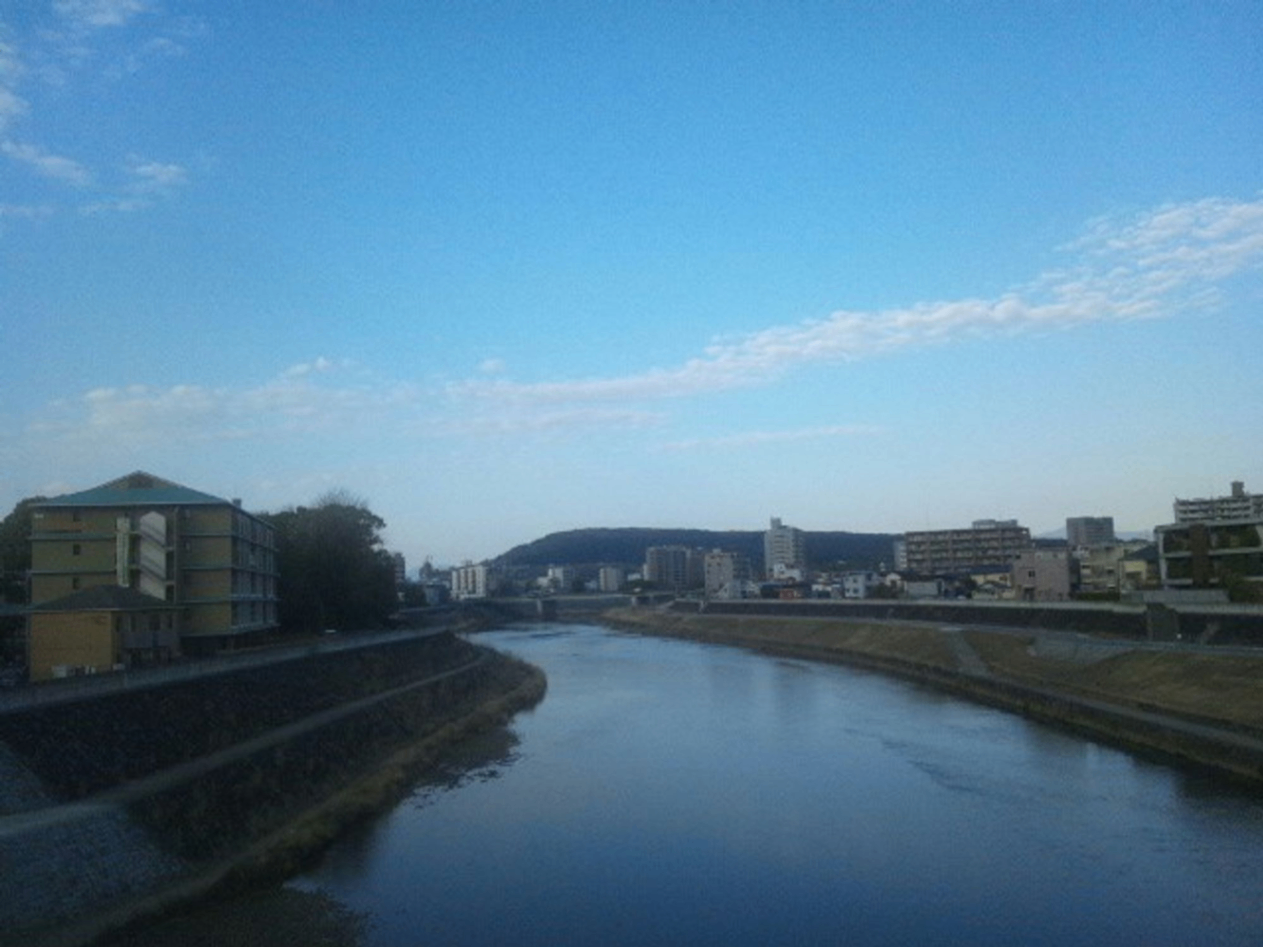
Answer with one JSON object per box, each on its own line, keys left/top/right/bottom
{"left": 118, "top": 623, "right": 1263, "bottom": 946}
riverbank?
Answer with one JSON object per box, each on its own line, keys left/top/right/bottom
{"left": 606, "top": 606, "right": 1263, "bottom": 787}
{"left": 1, "top": 633, "right": 546, "bottom": 947}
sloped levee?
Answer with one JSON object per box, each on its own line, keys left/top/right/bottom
{"left": 606, "top": 607, "right": 1263, "bottom": 786}
{"left": 0, "top": 632, "right": 546, "bottom": 947}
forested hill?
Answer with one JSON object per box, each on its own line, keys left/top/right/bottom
{"left": 494, "top": 528, "right": 898, "bottom": 571}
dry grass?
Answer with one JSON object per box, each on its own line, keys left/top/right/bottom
{"left": 612, "top": 607, "right": 1263, "bottom": 734}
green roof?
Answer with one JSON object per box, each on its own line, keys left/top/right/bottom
{"left": 36, "top": 471, "right": 235, "bottom": 509}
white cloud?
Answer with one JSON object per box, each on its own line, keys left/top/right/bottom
{"left": 0, "top": 203, "right": 53, "bottom": 219}
{"left": 0, "top": 139, "right": 92, "bottom": 186}
{"left": 53, "top": 0, "right": 149, "bottom": 30}
{"left": 0, "top": 86, "right": 24, "bottom": 134}
{"left": 128, "top": 158, "right": 186, "bottom": 190}
{"left": 449, "top": 195, "right": 1263, "bottom": 408}
{"left": 283, "top": 356, "right": 337, "bottom": 378}
{"left": 478, "top": 358, "right": 507, "bottom": 375}
{"left": 658, "top": 424, "right": 883, "bottom": 452}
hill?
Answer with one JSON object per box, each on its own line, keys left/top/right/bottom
{"left": 493, "top": 527, "right": 898, "bottom": 572}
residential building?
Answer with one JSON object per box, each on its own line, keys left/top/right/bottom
{"left": 902, "top": 519, "right": 1031, "bottom": 575}
{"left": 1155, "top": 519, "right": 1263, "bottom": 591}
{"left": 391, "top": 552, "right": 407, "bottom": 587}
{"left": 598, "top": 566, "right": 625, "bottom": 593}
{"left": 841, "top": 571, "right": 882, "bottom": 599}
{"left": 904, "top": 577, "right": 947, "bottom": 599}
{"left": 1012, "top": 548, "right": 1075, "bottom": 601}
{"left": 703, "top": 549, "right": 751, "bottom": 599}
{"left": 451, "top": 562, "right": 498, "bottom": 599}
{"left": 28, "top": 472, "right": 278, "bottom": 664}
{"left": 27, "top": 585, "right": 180, "bottom": 681}
{"left": 1075, "top": 540, "right": 1151, "bottom": 595}
{"left": 764, "top": 517, "right": 806, "bottom": 578}
{"left": 1173, "top": 481, "right": 1263, "bottom": 524}
{"left": 1119, "top": 544, "right": 1160, "bottom": 591}
{"left": 546, "top": 564, "right": 576, "bottom": 593}
{"left": 645, "top": 545, "right": 692, "bottom": 592}
{"left": 1066, "top": 516, "right": 1115, "bottom": 548}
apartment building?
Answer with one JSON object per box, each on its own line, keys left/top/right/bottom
{"left": 703, "top": 549, "right": 752, "bottom": 599}
{"left": 598, "top": 565, "right": 626, "bottom": 593}
{"left": 451, "top": 562, "right": 498, "bottom": 599}
{"left": 27, "top": 471, "right": 278, "bottom": 674}
{"left": 1156, "top": 520, "right": 1263, "bottom": 590}
{"left": 1012, "top": 548, "right": 1075, "bottom": 601}
{"left": 1173, "top": 481, "right": 1263, "bottom": 524}
{"left": 764, "top": 517, "right": 806, "bottom": 578}
{"left": 902, "top": 519, "right": 1031, "bottom": 575}
{"left": 1066, "top": 516, "right": 1115, "bottom": 548}
{"left": 644, "top": 545, "right": 694, "bottom": 592}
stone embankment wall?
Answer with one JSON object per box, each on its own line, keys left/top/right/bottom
{"left": 0, "top": 632, "right": 545, "bottom": 946}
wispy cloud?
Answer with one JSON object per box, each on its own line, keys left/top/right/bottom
{"left": 449, "top": 196, "right": 1263, "bottom": 408}
{"left": 11, "top": 196, "right": 1263, "bottom": 452}
{"left": 53, "top": 0, "right": 149, "bottom": 30}
{"left": 0, "top": 3, "right": 196, "bottom": 219}
{"left": 0, "top": 139, "right": 92, "bottom": 186}
{"left": 79, "top": 155, "right": 188, "bottom": 213}
{"left": 659, "top": 424, "right": 883, "bottom": 452}
{"left": 27, "top": 363, "right": 424, "bottom": 450}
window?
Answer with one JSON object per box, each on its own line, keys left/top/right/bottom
{"left": 71, "top": 576, "right": 80, "bottom": 590}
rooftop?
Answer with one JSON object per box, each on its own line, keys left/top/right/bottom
{"left": 35, "top": 471, "right": 235, "bottom": 509}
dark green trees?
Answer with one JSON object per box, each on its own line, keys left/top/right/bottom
{"left": 0, "top": 496, "right": 45, "bottom": 604}
{"left": 263, "top": 491, "right": 399, "bottom": 635}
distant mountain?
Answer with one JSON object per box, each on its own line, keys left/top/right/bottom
{"left": 493, "top": 527, "right": 898, "bottom": 572}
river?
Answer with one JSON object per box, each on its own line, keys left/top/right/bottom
{"left": 114, "top": 623, "right": 1263, "bottom": 946}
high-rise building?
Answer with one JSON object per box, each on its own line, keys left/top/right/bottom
{"left": 763, "top": 517, "right": 806, "bottom": 578}
{"left": 27, "top": 471, "right": 278, "bottom": 675}
{"left": 598, "top": 565, "right": 625, "bottom": 593}
{"left": 1066, "top": 516, "right": 1115, "bottom": 548}
{"left": 1173, "top": 481, "right": 1263, "bottom": 523}
{"left": 902, "top": 519, "right": 1031, "bottom": 575}
{"left": 645, "top": 545, "right": 691, "bottom": 591}
{"left": 703, "top": 549, "right": 752, "bottom": 599}
{"left": 451, "top": 562, "right": 497, "bottom": 599}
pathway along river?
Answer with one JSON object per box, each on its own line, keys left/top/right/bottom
{"left": 113, "top": 623, "right": 1263, "bottom": 946}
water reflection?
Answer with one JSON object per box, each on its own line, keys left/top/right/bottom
{"left": 109, "top": 624, "right": 1263, "bottom": 947}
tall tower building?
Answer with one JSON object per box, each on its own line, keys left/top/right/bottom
{"left": 763, "top": 517, "right": 806, "bottom": 578}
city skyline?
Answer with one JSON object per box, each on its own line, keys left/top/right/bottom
{"left": 2, "top": 3, "right": 1261, "bottom": 566}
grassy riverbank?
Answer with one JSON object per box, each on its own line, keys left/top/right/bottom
{"left": 606, "top": 606, "right": 1263, "bottom": 780}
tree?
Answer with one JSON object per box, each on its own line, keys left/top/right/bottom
{"left": 0, "top": 496, "right": 46, "bottom": 604}
{"left": 263, "top": 491, "right": 399, "bottom": 635}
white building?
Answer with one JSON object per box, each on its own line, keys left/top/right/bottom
{"left": 841, "top": 571, "right": 882, "bottom": 599}
{"left": 598, "top": 566, "right": 625, "bottom": 593}
{"left": 764, "top": 517, "right": 806, "bottom": 579}
{"left": 451, "top": 562, "right": 498, "bottom": 599}
{"left": 1173, "top": 481, "right": 1263, "bottom": 524}
{"left": 545, "top": 565, "right": 576, "bottom": 593}
{"left": 704, "top": 549, "right": 752, "bottom": 599}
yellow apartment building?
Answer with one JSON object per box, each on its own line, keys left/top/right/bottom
{"left": 28, "top": 471, "right": 278, "bottom": 674}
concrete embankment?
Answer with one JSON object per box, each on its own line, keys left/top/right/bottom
{"left": 0, "top": 630, "right": 546, "bottom": 947}
{"left": 606, "top": 606, "right": 1263, "bottom": 787}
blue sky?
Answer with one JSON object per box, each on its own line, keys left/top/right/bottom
{"left": 2, "top": 1, "right": 1261, "bottom": 567}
